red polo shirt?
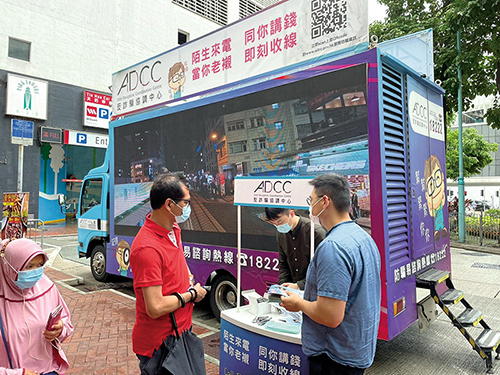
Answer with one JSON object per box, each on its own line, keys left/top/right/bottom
{"left": 130, "top": 215, "right": 192, "bottom": 357}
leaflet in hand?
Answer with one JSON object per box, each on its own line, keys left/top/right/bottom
{"left": 267, "top": 284, "right": 304, "bottom": 303}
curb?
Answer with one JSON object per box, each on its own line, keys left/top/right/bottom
{"left": 450, "top": 241, "right": 500, "bottom": 255}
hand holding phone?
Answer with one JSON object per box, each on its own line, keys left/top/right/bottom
{"left": 46, "top": 305, "right": 63, "bottom": 331}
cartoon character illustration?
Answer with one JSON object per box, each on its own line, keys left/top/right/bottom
{"left": 168, "top": 62, "right": 186, "bottom": 99}
{"left": 116, "top": 239, "right": 131, "bottom": 276}
{"left": 424, "top": 155, "right": 448, "bottom": 242}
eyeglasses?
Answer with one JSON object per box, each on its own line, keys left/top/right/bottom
{"left": 306, "top": 196, "right": 321, "bottom": 206}
{"left": 175, "top": 198, "right": 191, "bottom": 207}
{"left": 426, "top": 169, "right": 443, "bottom": 197}
{"left": 170, "top": 72, "right": 185, "bottom": 83}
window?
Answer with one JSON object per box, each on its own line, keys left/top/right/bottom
{"left": 229, "top": 141, "right": 247, "bottom": 154}
{"left": 250, "top": 117, "right": 264, "bottom": 128}
{"left": 80, "top": 179, "right": 103, "bottom": 215}
{"left": 253, "top": 137, "right": 266, "bottom": 150}
{"left": 227, "top": 120, "right": 245, "bottom": 131}
{"left": 277, "top": 143, "right": 285, "bottom": 152}
{"left": 178, "top": 30, "right": 189, "bottom": 45}
{"left": 8, "top": 37, "right": 31, "bottom": 62}
{"left": 173, "top": 0, "right": 228, "bottom": 25}
{"left": 274, "top": 122, "right": 283, "bottom": 130}
{"left": 239, "top": 0, "right": 263, "bottom": 19}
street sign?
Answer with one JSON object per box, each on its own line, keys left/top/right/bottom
{"left": 11, "top": 119, "right": 34, "bottom": 146}
{"left": 40, "top": 126, "right": 62, "bottom": 143}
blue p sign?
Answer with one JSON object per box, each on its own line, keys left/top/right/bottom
{"left": 99, "top": 108, "right": 109, "bottom": 119}
{"left": 77, "top": 133, "right": 87, "bottom": 144}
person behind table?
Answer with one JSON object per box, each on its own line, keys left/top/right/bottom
{"left": 280, "top": 173, "right": 381, "bottom": 375}
{"left": 130, "top": 174, "right": 207, "bottom": 372}
{"left": 0, "top": 238, "right": 74, "bottom": 375}
{"left": 263, "top": 207, "right": 326, "bottom": 290}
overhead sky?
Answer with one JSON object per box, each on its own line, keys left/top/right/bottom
{"left": 368, "top": 0, "right": 388, "bottom": 23}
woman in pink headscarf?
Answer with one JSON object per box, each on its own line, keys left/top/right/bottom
{"left": 0, "top": 238, "right": 73, "bottom": 375}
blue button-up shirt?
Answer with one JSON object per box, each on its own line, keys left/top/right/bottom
{"left": 302, "top": 220, "right": 381, "bottom": 369}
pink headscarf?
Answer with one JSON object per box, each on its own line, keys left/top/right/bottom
{"left": 0, "top": 238, "right": 73, "bottom": 374}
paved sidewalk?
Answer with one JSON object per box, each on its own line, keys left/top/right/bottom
{"left": 46, "top": 268, "right": 220, "bottom": 375}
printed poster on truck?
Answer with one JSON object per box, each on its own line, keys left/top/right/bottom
{"left": 1, "top": 193, "right": 29, "bottom": 240}
{"left": 112, "top": 0, "right": 368, "bottom": 117}
{"left": 394, "top": 77, "right": 449, "bottom": 284}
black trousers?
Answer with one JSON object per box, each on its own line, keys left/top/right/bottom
{"left": 309, "top": 353, "right": 365, "bottom": 375}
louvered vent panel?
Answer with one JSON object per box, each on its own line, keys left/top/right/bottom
{"left": 381, "top": 64, "right": 410, "bottom": 266}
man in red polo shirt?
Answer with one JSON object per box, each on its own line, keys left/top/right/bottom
{"left": 130, "top": 175, "right": 206, "bottom": 371}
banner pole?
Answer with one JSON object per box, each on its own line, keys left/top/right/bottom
{"left": 17, "top": 145, "right": 24, "bottom": 192}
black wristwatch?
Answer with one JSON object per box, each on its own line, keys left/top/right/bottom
{"left": 188, "top": 286, "right": 198, "bottom": 302}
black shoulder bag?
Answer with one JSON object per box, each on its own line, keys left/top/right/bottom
{"left": 142, "top": 307, "right": 206, "bottom": 375}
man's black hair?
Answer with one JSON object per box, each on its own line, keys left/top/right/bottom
{"left": 150, "top": 174, "right": 187, "bottom": 210}
{"left": 309, "top": 173, "right": 350, "bottom": 213}
{"left": 264, "top": 207, "right": 290, "bottom": 221}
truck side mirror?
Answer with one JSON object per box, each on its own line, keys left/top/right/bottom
{"left": 58, "top": 194, "right": 67, "bottom": 206}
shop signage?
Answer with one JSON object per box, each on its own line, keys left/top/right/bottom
{"left": 11, "top": 119, "right": 34, "bottom": 146}
{"left": 112, "top": 0, "right": 368, "bottom": 117}
{"left": 6, "top": 74, "right": 48, "bottom": 120}
{"left": 40, "top": 126, "right": 62, "bottom": 144}
{"left": 234, "top": 177, "right": 312, "bottom": 209}
{"left": 64, "top": 130, "right": 109, "bottom": 149}
{"left": 1, "top": 192, "right": 29, "bottom": 240}
{"left": 83, "top": 90, "right": 112, "bottom": 129}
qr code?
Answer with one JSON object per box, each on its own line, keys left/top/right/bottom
{"left": 311, "top": 0, "right": 348, "bottom": 39}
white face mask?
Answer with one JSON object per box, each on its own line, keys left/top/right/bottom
{"left": 309, "top": 196, "right": 326, "bottom": 225}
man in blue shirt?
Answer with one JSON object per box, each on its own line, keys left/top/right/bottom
{"left": 281, "top": 173, "right": 381, "bottom": 375}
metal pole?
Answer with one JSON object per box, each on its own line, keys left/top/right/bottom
{"left": 237, "top": 205, "right": 241, "bottom": 312}
{"left": 17, "top": 145, "right": 24, "bottom": 192}
{"left": 457, "top": 31, "right": 466, "bottom": 242}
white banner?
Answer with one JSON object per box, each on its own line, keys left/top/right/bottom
{"left": 409, "top": 91, "right": 445, "bottom": 141}
{"left": 64, "top": 130, "right": 109, "bottom": 149}
{"left": 6, "top": 74, "right": 48, "bottom": 120}
{"left": 234, "top": 177, "right": 313, "bottom": 209}
{"left": 112, "top": 0, "right": 368, "bottom": 117}
{"left": 83, "top": 91, "right": 112, "bottom": 129}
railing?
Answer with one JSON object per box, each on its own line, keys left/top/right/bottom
{"left": 449, "top": 211, "right": 500, "bottom": 247}
{"left": 26, "top": 219, "right": 45, "bottom": 248}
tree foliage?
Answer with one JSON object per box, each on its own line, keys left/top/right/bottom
{"left": 370, "top": 0, "right": 500, "bottom": 128}
{"left": 446, "top": 127, "right": 498, "bottom": 179}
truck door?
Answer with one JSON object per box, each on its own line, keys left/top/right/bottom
{"left": 77, "top": 177, "right": 107, "bottom": 250}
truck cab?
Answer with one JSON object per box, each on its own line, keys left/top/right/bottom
{"left": 77, "top": 151, "right": 110, "bottom": 281}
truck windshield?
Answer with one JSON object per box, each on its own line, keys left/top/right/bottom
{"left": 81, "top": 179, "right": 102, "bottom": 215}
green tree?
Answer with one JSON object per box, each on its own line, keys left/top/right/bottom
{"left": 370, "top": 0, "right": 500, "bottom": 128}
{"left": 446, "top": 127, "right": 498, "bottom": 179}
{"left": 40, "top": 143, "right": 51, "bottom": 193}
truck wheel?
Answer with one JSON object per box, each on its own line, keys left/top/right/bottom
{"left": 91, "top": 244, "right": 109, "bottom": 282}
{"left": 210, "top": 274, "right": 237, "bottom": 321}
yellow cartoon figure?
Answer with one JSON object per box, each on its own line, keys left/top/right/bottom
{"left": 168, "top": 62, "right": 186, "bottom": 99}
{"left": 116, "top": 239, "right": 131, "bottom": 276}
{"left": 424, "top": 155, "right": 448, "bottom": 242}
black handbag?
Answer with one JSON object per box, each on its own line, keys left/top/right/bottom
{"left": 142, "top": 311, "right": 206, "bottom": 375}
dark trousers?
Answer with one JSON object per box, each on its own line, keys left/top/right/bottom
{"left": 309, "top": 353, "right": 365, "bottom": 375}
{"left": 137, "top": 354, "right": 151, "bottom": 372}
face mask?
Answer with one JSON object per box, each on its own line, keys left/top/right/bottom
{"left": 275, "top": 219, "right": 292, "bottom": 233}
{"left": 14, "top": 267, "right": 44, "bottom": 290}
{"left": 309, "top": 197, "right": 326, "bottom": 226}
{"left": 173, "top": 202, "right": 191, "bottom": 224}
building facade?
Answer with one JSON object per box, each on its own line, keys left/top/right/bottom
{"left": 0, "top": 0, "right": 278, "bottom": 223}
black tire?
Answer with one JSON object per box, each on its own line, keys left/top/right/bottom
{"left": 209, "top": 274, "right": 238, "bottom": 321}
{"left": 90, "top": 244, "right": 109, "bottom": 282}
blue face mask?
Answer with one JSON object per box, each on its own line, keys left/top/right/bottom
{"left": 174, "top": 203, "right": 191, "bottom": 224}
{"left": 14, "top": 267, "right": 44, "bottom": 290}
{"left": 275, "top": 217, "right": 293, "bottom": 233}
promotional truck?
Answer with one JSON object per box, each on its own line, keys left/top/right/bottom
{"left": 69, "top": 0, "right": 499, "bottom": 372}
